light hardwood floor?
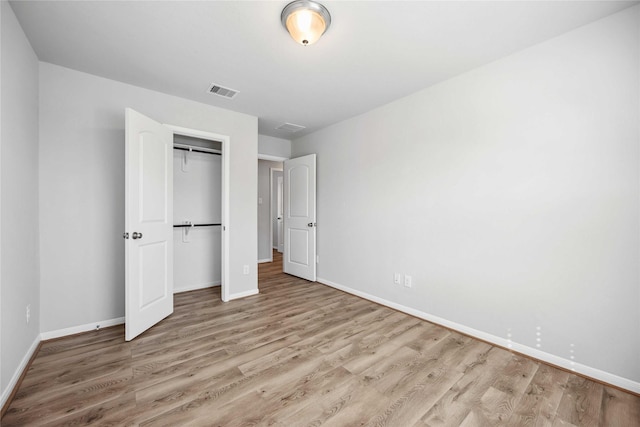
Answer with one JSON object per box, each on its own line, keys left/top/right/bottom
{"left": 3, "top": 251, "right": 639, "bottom": 426}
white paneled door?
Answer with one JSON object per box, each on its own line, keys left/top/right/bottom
{"left": 283, "top": 154, "right": 316, "bottom": 281}
{"left": 125, "top": 108, "right": 174, "bottom": 341}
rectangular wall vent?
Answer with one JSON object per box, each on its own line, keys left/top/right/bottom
{"left": 207, "top": 83, "right": 239, "bottom": 99}
{"left": 276, "top": 122, "right": 306, "bottom": 133}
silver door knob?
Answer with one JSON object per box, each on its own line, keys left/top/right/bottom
{"left": 307, "top": 223, "right": 316, "bottom": 227}
{"left": 132, "top": 232, "right": 143, "bottom": 240}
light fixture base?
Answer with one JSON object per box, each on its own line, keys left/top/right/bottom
{"left": 281, "top": 0, "right": 331, "bottom": 46}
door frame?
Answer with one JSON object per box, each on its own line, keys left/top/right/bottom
{"left": 270, "top": 167, "right": 284, "bottom": 260}
{"left": 166, "top": 125, "right": 231, "bottom": 302}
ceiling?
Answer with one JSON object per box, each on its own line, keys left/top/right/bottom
{"left": 10, "top": 0, "right": 638, "bottom": 140}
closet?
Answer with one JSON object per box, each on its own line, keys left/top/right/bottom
{"left": 173, "top": 134, "right": 222, "bottom": 293}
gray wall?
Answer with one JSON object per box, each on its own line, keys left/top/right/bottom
{"left": 258, "top": 134, "right": 291, "bottom": 159}
{"left": 39, "top": 62, "right": 258, "bottom": 333}
{"left": 0, "top": 0, "right": 40, "bottom": 401}
{"left": 293, "top": 6, "right": 640, "bottom": 385}
{"left": 258, "top": 159, "right": 283, "bottom": 261}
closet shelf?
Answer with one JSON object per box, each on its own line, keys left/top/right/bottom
{"left": 173, "top": 223, "right": 221, "bottom": 228}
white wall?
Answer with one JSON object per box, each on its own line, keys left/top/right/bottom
{"left": 0, "top": 0, "right": 41, "bottom": 403}
{"left": 258, "top": 134, "right": 291, "bottom": 159}
{"left": 39, "top": 62, "right": 258, "bottom": 334}
{"left": 293, "top": 6, "right": 640, "bottom": 387}
{"left": 173, "top": 150, "right": 222, "bottom": 292}
{"left": 257, "top": 159, "right": 282, "bottom": 262}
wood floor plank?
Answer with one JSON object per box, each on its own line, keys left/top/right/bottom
{"left": 4, "top": 367, "right": 134, "bottom": 426}
{"left": 460, "top": 354, "right": 541, "bottom": 425}
{"left": 600, "top": 385, "right": 640, "bottom": 426}
{"left": 258, "top": 366, "right": 356, "bottom": 425}
{"left": 3, "top": 250, "right": 639, "bottom": 426}
{"left": 275, "top": 375, "right": 386, "bottom": 426}
{"left": 186, "top": 359, "right": 350, "bottom": 427}
{"left": 340, "top": 324, "right": 429, "bottom": 375}
{"left": 506, "top": 363, "right": 571, "bottom": 426}
{"left": 39, "top": 391, "right": 138, "bottom": 427}
{"left": 461, "top": 385, "right": 517, "bottom": 426}
{"left": 364, "top": 365, "right": 464, "bottom": 427}
{"left": 419, "top": 347, "right": 514, "bottom": 425}
{"left": 555, "top": 375, "right": 605, "bottom": 426}
{"left": 140, "top": 347, "right": 324, "bottom": 426}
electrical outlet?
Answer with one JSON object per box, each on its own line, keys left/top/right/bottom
{"left": 26, "top": 304, "right": 31, "bottom": 324}
{"left": 243, "top": 265, "right": 250, "bottom": 275}
{"left": 404, "top": 275, "right": 412, "bottom": 288}
{"left": 394, "top": 273, "right": 401, "bottom": 285}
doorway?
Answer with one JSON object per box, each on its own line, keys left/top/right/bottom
{"left": 168, "top": 125, "right": 230, "bottom": 302}
{"left": 271, "top": 168, "right": 284, "bottom": 254}
{"left": 172, "top": 134, "right": 222, "bottom": 294}
{"left": 257, "top": 159, "right": 283, "bottom": 263}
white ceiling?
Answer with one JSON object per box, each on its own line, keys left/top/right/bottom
{"left": 10, "top": 0, "right": 638, "bottom": 140}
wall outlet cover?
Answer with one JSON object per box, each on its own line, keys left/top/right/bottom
{"left": 404, "top": 275, "right": 412, "bottom": 288}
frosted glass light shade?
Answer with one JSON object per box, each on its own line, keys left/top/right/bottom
{"left": 281, "top": 0, "right": 331, "bottom": 46}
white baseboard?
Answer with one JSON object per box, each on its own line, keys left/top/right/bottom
{"left": 40, "top": 317, "right": 125, "bottom": 341}
{"left": 317, "top": 276, "right": 640, "bottom": 395}
{"left": 1, "top": 334, "right": 40, "bottom": 409}
{"left": 227, "top": 288, "right": 259, "bottom": 301}
{"left": 174, "top": 281, "right": 221, "bottom": 293}
{"left": 258, "top": 258, "right": 272, "bottom": 264}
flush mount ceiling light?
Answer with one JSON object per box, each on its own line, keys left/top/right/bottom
{"left": 281, "top": 0, "right": 331, "bottom": 46}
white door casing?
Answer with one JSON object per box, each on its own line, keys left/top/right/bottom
{"left": 166, "top": 125, "right": 230, "bottom": 302}
{"left": 283, "top": 154, "right": 316, "bottom": 281}
{"left": 125, "top": 108, "right": 174, "bottom": 341}
{"left": 277, "top": 175, "right": 284, "bottom": 253}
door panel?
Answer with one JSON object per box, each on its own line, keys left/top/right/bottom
{"left": 139, "top": 241, "right": 168, "bottom": 308}
{"left": 289, "top": 166, "right": 309, "bottom": 217}
{"left": 140, "top": 134, "right": 169, "bottom": 221}
{"left": 283, "top": 154, "right": 316, "bottom": 281}
{"left": 125, "top": 108, "right": 174, "bottom": 341}
{"left": 288, "top": 228, "right": 309, "bottom": 265}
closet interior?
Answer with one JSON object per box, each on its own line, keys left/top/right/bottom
{"left": 173, "top": 134, "right": 222, "bottom": 293}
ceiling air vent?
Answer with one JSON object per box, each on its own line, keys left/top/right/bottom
{"left": 276, "top": 122, "right": 306, "bottom": 133}
{"left": 207, "top": 83, "right": 239, "bottom": 99}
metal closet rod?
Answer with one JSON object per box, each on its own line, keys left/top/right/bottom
{"left": 173, "top": 223, "right": 221, "bottom": 228}
{"left": 173, "top": 144, "right": 221, "bottom": 156}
